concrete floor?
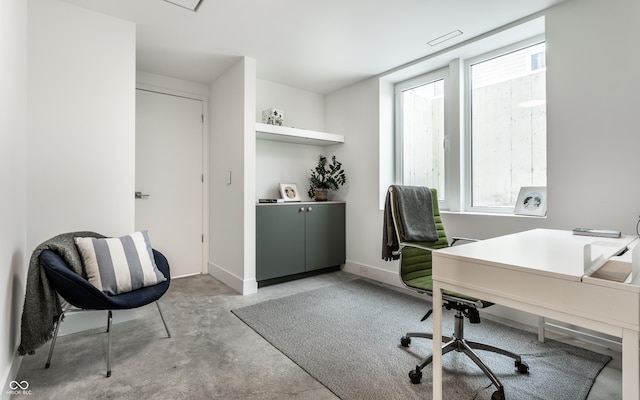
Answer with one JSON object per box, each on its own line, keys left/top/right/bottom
{"left": 14, "top": 271, "right": 621, "bottom": 399}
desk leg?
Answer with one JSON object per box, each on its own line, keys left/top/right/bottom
{"left": 432, "top": 281, "right": 443, "bottom": 400}
{"left": 537, "top": 316, "right": 546, "bottom": 343}
{"left": 622, "top": 328, "right": 639, "bottom": 400}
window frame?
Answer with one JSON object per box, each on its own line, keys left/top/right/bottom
{"left": 392, "top": 34, "right": 546, "bottom": 215}
{"left": 394, "top": 67, "right": 451, "bottom": 208}
{"left": 463, "top": 35, "right": 546, "bottom": 214}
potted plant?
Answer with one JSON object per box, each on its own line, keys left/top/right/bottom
{"left": 308, "top": 154, "right": 347, "bottom": 201}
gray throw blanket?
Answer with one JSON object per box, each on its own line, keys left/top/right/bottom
{"left": 382, "top": 185, "right": 438, "bottom": 261}
{"left": 18, "top": 231, "right": 104, "bottom": 356}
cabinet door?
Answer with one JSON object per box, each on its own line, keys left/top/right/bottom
{"left": 256, "top": 205, "right": 306, "bottom": 281}
{"left": 305, "top": 203, "right": 346, "bottom": 271}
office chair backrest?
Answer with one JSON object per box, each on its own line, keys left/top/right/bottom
{"left": 390, "top": 187, "right": 449, "bottom": 290}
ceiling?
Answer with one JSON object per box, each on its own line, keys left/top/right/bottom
{"left": 59, "top": 0, "right": 567, "bottom": 94}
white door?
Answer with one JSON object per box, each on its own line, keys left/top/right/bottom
{"left": 135, "top": 89, "right": 204, "bottom": 277}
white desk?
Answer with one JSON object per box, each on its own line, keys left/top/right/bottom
{"left": 431, "top": 228, "right": 640, "bottom": 400}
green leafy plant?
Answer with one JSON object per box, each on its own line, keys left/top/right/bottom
{"left": 308, "top": 154, "right": 347, "bottom": 198}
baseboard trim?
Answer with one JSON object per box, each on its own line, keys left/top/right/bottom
{"left": 171, "top": 272, "right": 201, "bottom": 279}
{"left": 258, "top": 266, "right": 340, "bottom": 288}
{"left": 208, "top": 262, "right": 257, "bottom": 295}
{"left": 3, "top": 352, "right": 23, "bottom": 400}
{"left": 342, "top": 260, "right": 403, "bottom": 288}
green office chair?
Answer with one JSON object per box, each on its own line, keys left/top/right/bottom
{"left": 384, "top": 185, "right": 528, "bottom": 400}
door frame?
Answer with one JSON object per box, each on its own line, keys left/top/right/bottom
{"left": 136, "top": 83, "right": 210, "bottom": 275}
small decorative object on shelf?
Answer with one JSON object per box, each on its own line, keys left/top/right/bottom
{"left": 279, "top": 183, "right": 300, "bottom": 202}
{"left": 308, "top": 154, "right": 346, "bottom": 202}
{"left": 262, "top": 108, "right": 284, "bottom": 126}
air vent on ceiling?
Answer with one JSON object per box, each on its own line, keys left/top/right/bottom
{"left": 428, "top": 30, "right": 463, "bottom": 47}
{"left": 163, "top": 0, "right": 203, "bottom": 12}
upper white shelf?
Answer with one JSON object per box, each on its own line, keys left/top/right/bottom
{"left": 255, "top": 122, "right": 344, "bottom": 146}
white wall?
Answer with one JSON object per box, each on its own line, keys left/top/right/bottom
{"left": 327, "top": 0, "right": 640, "bottom": 305}
{"left": 544, "top": 0, "right": 640, "bottom": 231}
{"left": 27, "top": 0, "right": 136, "bottom": 251}
{"left": 256, "top": 140, "right": 324, "bottom": 201}
{"left": 0, "top": 0, "right": 28, "bottom": 394}
{"left": 25, "top": 0, "right": 137, "bottom": 352}
{"left": 256, "top": 80, "right": 325, "bottom": 131}
{"left": 255, "top": 79, "right": 331, "bottom": 201}
{"left": 209, "top": 57, "right": 258, "bottom": 294}
{"left": 137, "top": 70, "right": 210, "bottom": 98}
{"left": 325, "top": 78, "right": 386, "bottom": 278}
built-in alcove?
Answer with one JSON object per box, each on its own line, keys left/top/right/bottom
{"left": 255, "top": 80, "right": 344, "bottom": 202}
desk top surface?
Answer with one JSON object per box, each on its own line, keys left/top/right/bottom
{"left": 435, "top": 228, "right": 637, "bottom": 282}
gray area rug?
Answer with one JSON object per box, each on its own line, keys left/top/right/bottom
{"left": 232, "top": 279, "right": 611, "bottom": 400}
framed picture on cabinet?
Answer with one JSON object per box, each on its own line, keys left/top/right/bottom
{"left": 279, "top": 183, "right": 301, "bottom": 202}
{"left": 514, "top": 186, "right": 547, "bottom": 216}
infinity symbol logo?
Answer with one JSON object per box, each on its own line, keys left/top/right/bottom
{"left": 9, "top": 380, "right": 29, "bottom": 390}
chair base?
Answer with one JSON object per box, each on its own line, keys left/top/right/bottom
{"left": 45, "top": 301, "right": 171, "bottom": 377}
{"left": 400, "top": 311, "right": 529, "bottom": 399}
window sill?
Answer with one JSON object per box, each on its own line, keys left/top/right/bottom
{"left": 441, "top": 210, "right": 547, "bottom": 219}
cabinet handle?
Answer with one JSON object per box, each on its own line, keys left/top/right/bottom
{"left": 307, "top": 207, "right": 313, "bottom": 212}
{"left": 299, "top": 207, "right": 305, "bottom": 212}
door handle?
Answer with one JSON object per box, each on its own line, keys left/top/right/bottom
{"left": 135, "top": 192, "right": 150, "bottom": 199}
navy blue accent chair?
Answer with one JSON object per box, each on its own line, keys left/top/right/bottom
{"left": 40, "top": 248, "right": 172, "bottom": 377}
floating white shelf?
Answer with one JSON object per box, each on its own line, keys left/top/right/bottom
{"left": 256, "top": 122, "right": 344, "bottom": 146}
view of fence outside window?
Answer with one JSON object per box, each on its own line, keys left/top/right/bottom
{"left": 400, "top": 78, "right": 445, "bottom": 200}
{"left": 470, "top": 42, "right": 547, "bottom": 208}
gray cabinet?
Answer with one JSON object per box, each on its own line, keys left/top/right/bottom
{"left": 256, "top": 202, "right": 345, "bottom": 284}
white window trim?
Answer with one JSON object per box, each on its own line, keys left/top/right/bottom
{"left": 379, "top": 15, "right": 546, "bottom": 213}
{"left": 463, "top": 34, "right": 546, "bottom": 214}
{"left": 394, "top": 67, "right": 450, "bottom": 207}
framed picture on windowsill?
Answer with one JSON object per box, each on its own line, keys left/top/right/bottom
{"left": 514, "top": 186, "right": 547, "bottom": 216}
{"left": 279, "top": 183, "right": 301, "bottom": 202}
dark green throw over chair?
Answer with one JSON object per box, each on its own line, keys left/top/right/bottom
{"left": 385, "top": 185, "right": 528, "bottom": 400}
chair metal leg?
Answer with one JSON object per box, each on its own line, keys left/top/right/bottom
{"left": 466, "top": 340, "right": 522, "bottom": 362}
{"left": 45, "top": 312, "right": 65, "bottom": 369}
{"left": 460, "top": 339, "right": 504, "bottom": 394}
{"left": 155, "top": 301, "right": 171, "bottom": 338}
{"left": 404, "top": 332, "right": 453, "bottom": 342}
{"left": 45, "top": 306, "right": 168, "bottom": 379}
{"left": 403, "top": 308, "right": 528, "bottom": 395}
{"left": 405, "top": 332, "right": 434, "bottom": 340}
{"left": 417, "top": 337, "right": 458, "bottom": 369}
{"left": 106, "top": 310, "right": 112, "bottom": 377}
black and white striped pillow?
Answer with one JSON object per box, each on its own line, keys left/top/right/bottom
{"left": 75, "top": 231, "right": 166, "bottom": 295}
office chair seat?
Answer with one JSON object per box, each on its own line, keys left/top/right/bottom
{"left": 400, "top": 244, "right": 492, "bottom": 306}
{"left": 384, "top": 186, "right": 528, "bottom": 400}
{"left": 40, "top": 248, "right": 172, "bottom": 377}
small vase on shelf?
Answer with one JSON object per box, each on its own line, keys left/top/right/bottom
{"left": 307, "top": 154, "right": 346, "bottom": 202}
{"left": 314, "top": 189, "right": 328, "bottom": 202}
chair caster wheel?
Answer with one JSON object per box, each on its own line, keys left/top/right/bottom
{"left": 408, "top": 368, "right": 422, "bottom": 384}
{"left": 515, "top": 360, "right": 529, "bottom": 374}
{"left": 400, "top": 336, "right": 411, "bottom": 347}
{"left": 491, "top": 389, "right": 505, "bottom": 400}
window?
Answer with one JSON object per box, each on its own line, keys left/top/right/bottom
{"left": 468, "top": 41, "right": 547, "bottom": 209}
{"left": 395, "top": 70, "right": 447, "bottom": 201}
{"left": 530, "top": 51, "right": 545, "bottom": 71}
{"left": 394, "top": 37, "right": 546, "bottom": 213}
